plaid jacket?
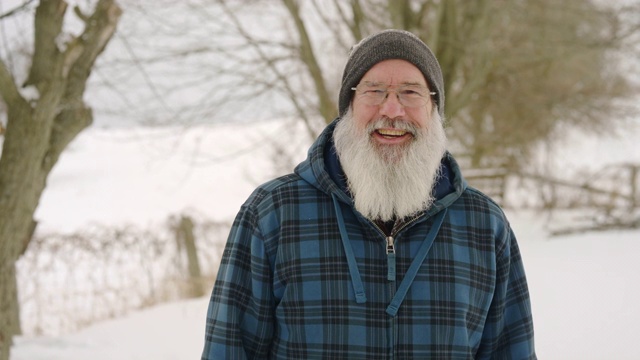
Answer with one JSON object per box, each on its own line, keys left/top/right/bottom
{"left": 202, "top": 120, "right": 535, "bottom": 359}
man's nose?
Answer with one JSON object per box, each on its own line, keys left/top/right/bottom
{"left": 378, "top": 91, "right": 406, "bottom": 118}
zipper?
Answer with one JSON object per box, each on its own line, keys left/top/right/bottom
{"left": 370, "top": 215, "right": 422, "bottom": 360}
{"left": 370, "top": 214, "right": 424, "bottom": 285}
{"left": 386, "top": 236, "right": 396, "bottom": 281}
{"left": 391, "top": 214, "right": 422, "bottom": 238}
{"left": 388, "top": 309, "right": 396, "bottom": 359}
{"left": 387, "top": 215, "right": 420, "bottom": 360}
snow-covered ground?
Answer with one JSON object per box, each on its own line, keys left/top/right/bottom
{"left": 9, "top": 120, "right": 640, "bottom": 359}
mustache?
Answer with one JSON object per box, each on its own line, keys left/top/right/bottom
{"left": 366, "top": 117, "right": 418, "bottom": 136}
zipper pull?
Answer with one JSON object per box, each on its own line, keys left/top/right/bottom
{"left": 386, "top": 236, "right": 396, "bottom": 281}
{"left": 386, "top": 236, "right": 395, "bottom": 254}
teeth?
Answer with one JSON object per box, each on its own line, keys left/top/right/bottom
{"left": 377, "top": 129, "right": 407, "bottom": 136}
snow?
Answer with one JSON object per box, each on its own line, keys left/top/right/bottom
{"left": 12, "top": 298, "right": 209, "bottom": 360}
{"left": 9, "top": 120, "right": 640, "bottom": 359}
{"left": 34, "top": 120, "right": 310, "bottom": 233}
{"left": 515, "top": 215, "right": 640, "bottom": 360}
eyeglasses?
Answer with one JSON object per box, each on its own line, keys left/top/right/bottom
{"left": 351, "top": 82, "right": 436, "bottom": 108}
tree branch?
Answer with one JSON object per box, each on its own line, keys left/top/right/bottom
{"left": 282, "top": 0, "right": 336, "bottom": 122}
{"left": 23, "top": 0, "right": 67, "bottom": 91}
{"left": 46, "top": 0, "right": 122, "bottom": 172}
{"left": 349, "top": 0, "right": 365, "bottom": 41}
{"left": 216, "top": 0, "right": 317, "bottom": 139}
{"left": 0, "top": 0, "right": 37, "bottom": 20}
{"left": 0, "top": 60, "right": 25, "bottom": 107}
{"left": 63, "top": 0, "right": 122, "bottom": 102}
{"left": 310, "top": 0, "right": 349, "bottom": 50}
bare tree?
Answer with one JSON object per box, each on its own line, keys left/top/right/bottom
{"left": 115, "top": 0, "right": 638, "bottom": 171}
{"left": 0, "top": 1, "right": 121, "bottom": 358}
{"left": 447, "top": 1, "right": 640, "bottom": 168}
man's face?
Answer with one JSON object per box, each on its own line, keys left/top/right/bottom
{"left": 334, "top": 59, "right": 446, "bottom": 221}
{"left": 351, "top": 59, "right": 434, "bottom": 148}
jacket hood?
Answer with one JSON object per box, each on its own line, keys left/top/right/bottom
{"left": 294, "top": 117, "right": 467, "bottom": 210}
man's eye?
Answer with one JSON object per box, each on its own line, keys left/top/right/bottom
{"left": 365, "top": 89, "right": 385, "bottom": 95}
{"left": 401, "top": 90, "right": 420, "bottom": 96}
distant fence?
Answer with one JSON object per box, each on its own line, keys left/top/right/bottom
{"left": 454, "top": 154, "right": 511, "bottom": 207}
{"left": 464, "top": 167, "right": 509, "bottom": 206}
{"left": 17, "top": 213, "right": 230, "bottom": 336}
{"left": 461, "top": 160, "right": 639, "bottom": 209}
{"left": 515, "top": 163, "right": 639, "bottom": 210}
{"left": 462, "top": 161, "right": 639, "bottom": 234}
{"left": 515, "top": 163, "right": 640, "bottom": 234}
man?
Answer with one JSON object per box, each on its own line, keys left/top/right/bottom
{"left": 202, "top": 29, "right": 536, "bottom": 359}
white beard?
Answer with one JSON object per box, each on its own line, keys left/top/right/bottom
{"left": 333, "top": 109, "right": 447, "bottom": 222}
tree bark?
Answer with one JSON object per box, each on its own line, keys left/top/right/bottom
{"left": 0, "top": 1, "right": 121, "bottom": 358}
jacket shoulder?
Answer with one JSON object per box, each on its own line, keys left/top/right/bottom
{"left": 242, "top": 173, "right": 319, "bottom": 210}
{"left": 450, "top": 185, "right": 514, "bottom": 254}
{"left": 457, "top": 185, "right": 508, "bottom": 221}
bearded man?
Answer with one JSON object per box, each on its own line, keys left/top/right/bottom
{"left": 202, "top": 29, "right": 536, "bottom": 360}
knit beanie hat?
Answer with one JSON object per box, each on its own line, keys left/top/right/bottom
{"left": 338, "top": 29, "right": 445, "bottom": 119}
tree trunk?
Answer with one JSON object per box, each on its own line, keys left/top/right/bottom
{"left": 0, "top": 1, "right": 121, "bottom": 358}
{"left": 0, "top": 266, "right": 18, "bottom": 360}
{"left": 0, "top": 92, "right": 45, "bottom": 359}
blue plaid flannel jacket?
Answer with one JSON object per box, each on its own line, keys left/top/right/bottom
{"left": 202, "top": 119, "right": 536, "bottom": 359}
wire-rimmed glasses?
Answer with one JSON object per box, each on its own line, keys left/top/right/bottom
{"left": 351, "top": 82, "right": 436, "bottom": 108}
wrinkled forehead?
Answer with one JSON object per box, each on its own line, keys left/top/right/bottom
{"left": 360, "top": 59, "right": 429, "bottom": 88}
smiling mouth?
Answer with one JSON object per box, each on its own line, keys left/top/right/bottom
{"left": 375, "top": 129, "right": 409, "bottom": 138}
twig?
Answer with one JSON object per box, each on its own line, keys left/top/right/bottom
{"left": 0, "top": 0, "right": 37, "bottom": 20}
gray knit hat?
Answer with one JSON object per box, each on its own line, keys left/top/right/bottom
{"left": 338, "top": 29, "right": 445, "bottom": 118}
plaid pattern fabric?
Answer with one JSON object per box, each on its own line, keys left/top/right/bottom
{"left": 202, "top": 122, "right": 535, "bottom": 359}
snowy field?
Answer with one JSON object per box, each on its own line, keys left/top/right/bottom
{"left": 9, "top": 119, "right": 640, "bottom": 359}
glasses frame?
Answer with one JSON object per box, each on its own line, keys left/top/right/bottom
{"left": 351, "top": 82, "right": 437, "bottom": 108}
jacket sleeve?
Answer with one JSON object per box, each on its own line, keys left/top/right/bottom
{"left": 201, "top": 203, "right": 275, "bottom": 360}
{"left": 476, "top": 226, "right": 536, "bottom": 360}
